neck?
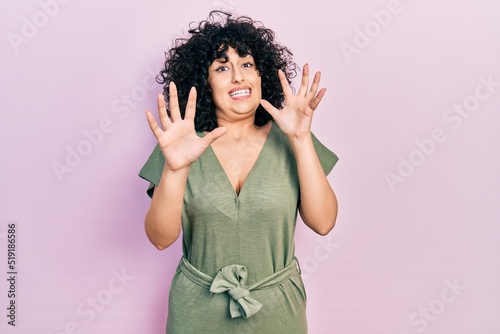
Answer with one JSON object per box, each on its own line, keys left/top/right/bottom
{"left": 216, "top": 118, "right": 258, "bottom": 141}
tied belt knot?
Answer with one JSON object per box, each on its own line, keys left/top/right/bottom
{"left": 227, "top": 286, "right": 249, "bottom": 300}
{"left": 209, "top": 264, "right": 262, "bottom": 318}
{"left": 179, "top": 257, "right": 301, "bottom": 319}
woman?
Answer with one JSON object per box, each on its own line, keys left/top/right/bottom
{"left": 139, "top": 11, "right": 339, "bottom": 333}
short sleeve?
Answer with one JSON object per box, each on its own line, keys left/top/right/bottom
{"left": 138, "top": 144, "right": 165, "bottom": 198}
{"left": 311, "top": 132, "right": 339, "bottom": 176}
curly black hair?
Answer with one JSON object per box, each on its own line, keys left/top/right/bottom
{"left": 156, "top": 10, "right": 297, "bottom": 131}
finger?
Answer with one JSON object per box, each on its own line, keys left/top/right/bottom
{"left": 184, "top": 87, "right": 197, "bottom": 121}
{"left": 307, "top": 71, "right": 321, "bottom": 99}
{"left": 157, "top": 92, "right": 171, "bottom": 129}
{"left": 297, "top": 63, "right": 309, "bottom": 97}
{"left": 310, "top": 88, "right": 326, "bottom": 111}
{"left": 260, "top": 99, "right": 279, "bottom": 119}
{"left": 202, "top": 126, "right": 227, "bottom": 145}
{"left": 169, "top": 81, "right": 182, "bottom": 122}
{"left": 145, "top": 109, "right": 164, "bottom": 139}
{"left": 278, "top": 70, "right": 293, "bottom": 98}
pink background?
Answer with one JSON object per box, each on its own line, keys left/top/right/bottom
{"left": 1, "top": 0, "right": 499, "bottom": 333}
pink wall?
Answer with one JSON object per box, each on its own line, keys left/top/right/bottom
{"left": 1, "top": 0, "right": 499, "bottom": 333}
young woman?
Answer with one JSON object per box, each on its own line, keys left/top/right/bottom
{"left": 139, "top": 11, "right": 339, "bottom": 333}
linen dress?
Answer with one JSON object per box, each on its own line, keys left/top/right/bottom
{"left": 139, "top": 121, "right": 338, "bottom": 334}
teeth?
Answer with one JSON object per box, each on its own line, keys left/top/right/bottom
{"left": 229, "top": 89, "right": 250, "bottom": 97}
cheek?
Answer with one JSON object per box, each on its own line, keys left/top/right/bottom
{"left": 208, "top": 76, "right": 225, "bottom": 95}
{"left": 255, "top": 78, "right": 262, "bottom": 97}
{"left": 209, "top": 86, "right": 226, "bottom": 109}
{"left": 207, "top": 79, "right": 220, "bottom": 101}
{"left": 212, "top": 94, "right": 224, "bottom": 107}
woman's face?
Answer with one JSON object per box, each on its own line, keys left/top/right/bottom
{"left": 207, "top": 47, "right": 262, "bottom": 121}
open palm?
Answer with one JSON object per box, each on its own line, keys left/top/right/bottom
{"left": 261, "top": 64, "right": 326, "bottom": 140}
{"left": 145, "top": 82, "right": 226, "bottom": 172}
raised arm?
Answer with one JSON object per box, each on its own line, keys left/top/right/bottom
{"left": 260, "top": 64, "right": 338, "bottom": 235}
{"left": 144, "top": 83, "right": 227, "bottom": 250}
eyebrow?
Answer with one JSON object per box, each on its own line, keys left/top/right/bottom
{"left": 214, "top": 53, "right": 253, "bottom": 63}
{"left": 213, "top": 56, "right": 228, "bottom": 63}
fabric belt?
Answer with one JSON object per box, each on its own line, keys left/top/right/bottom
{"left": 178, "top": 256, "right": 301, "bottom": 319}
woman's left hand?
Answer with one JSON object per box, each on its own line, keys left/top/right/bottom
{"left": 260, "top": 63, "right": 326, "bottom": 140}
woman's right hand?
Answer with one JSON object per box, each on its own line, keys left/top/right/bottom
{"left": 145, "top": 82, "right": 227, "bottom": 172}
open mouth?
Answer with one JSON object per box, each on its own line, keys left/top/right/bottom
{"left": 229, "top": 88, "right": 251, "bottom": 99}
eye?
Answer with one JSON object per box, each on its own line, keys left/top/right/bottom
{"left": 215, "top": 66, "right": 229, "bottom": 72}
{"left": 242, "top": 62, "right": 254, "bottom": 68}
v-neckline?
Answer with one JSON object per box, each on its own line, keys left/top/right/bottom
{"left": 204, "top": 121, "right": 275, "bottom": 198}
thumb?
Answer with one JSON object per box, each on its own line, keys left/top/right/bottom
{"left": 202, "top": 126, "right": 227, "bottom": 145}
{"left": 260, "top": 99, "right": 278, "bottom": 118}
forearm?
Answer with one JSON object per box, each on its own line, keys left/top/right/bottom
{"left": 144, "top": 167, "right": 189, "bottom": 250}
{"left": 290, "top": 133, "right": 338, "bottom": 235}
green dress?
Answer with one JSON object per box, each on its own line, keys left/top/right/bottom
{"left": 139, "top": 121, "right": 338, "bottom": 333}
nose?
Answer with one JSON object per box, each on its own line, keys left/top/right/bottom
{"left": 231, "top": 66, "right": 244, "bottom": 83}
